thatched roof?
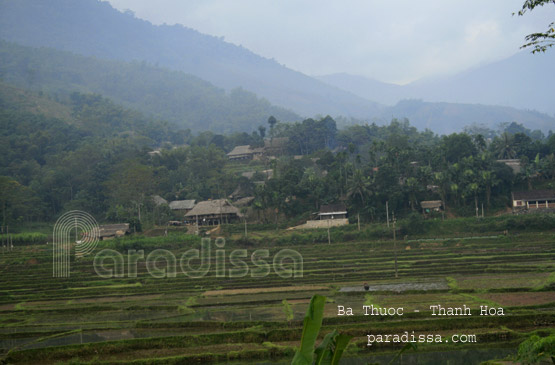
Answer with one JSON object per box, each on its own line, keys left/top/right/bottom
{"left": 513, "top": 190, "right": 555, "bottom": 201}
{"left": 169, "top": 200, "right": 196, "bottom": 210}
{"left": 234, "top": 196, "right": 255, "bottom": 207}
{"left": 497, "top": 159, "right": 521, "bottom": 174}
{"left": 251, "top": 147, "right": 265, "bottom": 154}
{"left": 264, "top": 137, "right": 289, "bottom": 149}
{"left": 185, "top": 199, "right": 241, "bottom": 217}
{"left": 152, "top": 195, "right": 168, "bottom": 206}
{"left": 99, "top": 224, "right": 130, "bottom": 238}
{"left": 420, "top": 200, "right": 443, "bottom": 209}
{"left": 227, "top": 145, "right": 252, "bottom": 157}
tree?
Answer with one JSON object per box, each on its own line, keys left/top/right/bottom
{"left": 517, "top": 0, "right": 555, "bottom": 53}
{"left": 440, "top": 133, "right": 476, "bottom": 163}
{"left": 0, "top": 176, "right": 42, "bottom": 225}
{"left": 267, "top": 116, "right": 277, "bottom": 138}
{"left": 405, "top": 177, "right": 420, "bottom": 211}
{"left": 104, "top": 161, "right": 156, "bottom": 222}
{"left": 493, "top": 132, "right": 516, "bottom": 159}
{"left": 347, "top": 169, "right": 372, "bottom": 214}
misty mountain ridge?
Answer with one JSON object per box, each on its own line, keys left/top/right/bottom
{"left": 0, "top": 0, "right": 383, "bottom": 119}
{"left": 317, "top": 51, "right": 555, "bottom": 117}
{"left": 1, "top": 0, "right": 554, "bottom": 134}
{"left": 0, "top": 40, "right": 298, "bottom": 133}
{"left": 383, "top": 99, "right": 554, "bottom": 136}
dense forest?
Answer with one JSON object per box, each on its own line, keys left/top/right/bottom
{"left": 1, "top": 81, "right": 554, "bottom": 228}
{"left": 0, "top": 40, "right": 299, "bottom": 133}
{"left": 0, "top": 0, "right": 383, "bottom": 119}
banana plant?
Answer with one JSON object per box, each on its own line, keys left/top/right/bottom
{"left": 292, "top": 295, "right": 352, "bottom": 365}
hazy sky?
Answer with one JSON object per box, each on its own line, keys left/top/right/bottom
{"left": 105, "top": 0, "right": 555, "bottom": 84}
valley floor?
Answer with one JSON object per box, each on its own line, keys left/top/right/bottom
{"left": 0, "top": 228, "right": 553, "bottom": 364}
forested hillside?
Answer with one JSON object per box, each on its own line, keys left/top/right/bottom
{"left": 2, "top": 81, "right": 555, "bottom": 229}
{"left": 0, "top": 40, "right": 298, "bottom": 133}
{"left": 0, "top": 0, "right": 384, "bottom": 118}
{"left": 0, "top": 82, "right": 276, "bottom": 225}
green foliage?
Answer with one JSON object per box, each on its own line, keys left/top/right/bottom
{"left": 282, "top": 299, "right": 294, "bottom": 322}
{"left": 517, "top": 0, "right": 555, "bottom": 53}
{"left": 292, "top": 295, "right": 352, "bottom": 365}
{"left": 314, "top": 330, "right": 352, "bottom": 365}
{"left": 400, "top": 213, "right": 429, "bottom": 236}
{"left": 292, "top": 295, "right": 327, "bottom": 365}
{"left": 516, "top": 334, "right": 555, "bottom": 364}
{"left": 0, "top": 232, "right": 47, "bottom": 245}
{"left": 2, "top": 67, "right": 555, "bottom": 229}
{"left": 364, "top": 294, "right": 380, "bottom": 308}
{"left": 0, "top": 40, "right": 299, "bottom": 133}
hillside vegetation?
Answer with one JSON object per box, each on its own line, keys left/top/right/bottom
{"left": 0, "top": 40, "right": 298, "bottom": 133}
{"left": 0, "top": 0, "right": 383, "bottom": 118}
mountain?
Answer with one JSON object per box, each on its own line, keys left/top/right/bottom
{"left": 405, "top": 51, "right": 555, "bottom": 116}
{"left": 0, "top": 40, "right": 298, "bottom": 133}
{"left": 2, "top": 0, "right": 552, "bottom": 135}
{"left": 384, "top": 100, "right": 555, "bottom": 135}
{"left": 317, "top": 51, "right": 555, "bottom": 117}
{"left": 316, "top": 73, "right": 405, "bottom": 106}
{"left": 0, "top": 0, "right": 383, "bottom": 119}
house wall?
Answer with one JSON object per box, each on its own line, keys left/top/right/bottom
{"left": 319, "top": 214, "right": 347, "bottom": 220}
{"left": 289, "top": 219, "right": 349, "bottom": 230}
{"left": 513, "top": 199, "right": 555, "bottom": 209}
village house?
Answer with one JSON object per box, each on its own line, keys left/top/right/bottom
{"left": 317, "top": 203, "right": 348, "bottom": 220}
{"left": 420, "top": 200, "right": 443, "bottom": 214}
{"left": 226, "top": 137, "right": 288, "bottom": 161}
{"left": 227, "top": 145, "right": 254, "bottom": 161}
{"left": 152, "top": 195, "right": 168, "bottom": 206}
{"left": 185, "top": 199, "right": 241, "bottom": 226}
{"left": 496, "top": 159, "right": 522, "bottom": 174}
{"left": 169, "top": 200, "right": 196, "bottom": 218}
{"left": 226, "top": 145, "right": 264, "bottom": 161}
{"left": 98, "top": 224, "right": 130, "bottom": 240}
{"left": 512, "top": 190, "right": 555, "bottom": 211}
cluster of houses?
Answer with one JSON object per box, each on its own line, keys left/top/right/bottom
{"left": 226, "top": 138, "right": 289, "bottom": 161}
{"left": 96, "top": 188, "right": 553, "bottom": 240}
{"left": 153, "top": 196, "right": 243, "bottom": 226}
{"left": 94, "top": 149, "right": 553, "bottom": 239}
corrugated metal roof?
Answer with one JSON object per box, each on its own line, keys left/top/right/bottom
{"left": 513, "top": 190, "right": 555, "bottom": 201}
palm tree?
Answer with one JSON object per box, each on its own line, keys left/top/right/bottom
{"left": 494, "top": 132, "right": 516, "bottom": 159}
{"left": 481, "top": 170, "right": 499, "bottom": 207}
{"left": 405, "top": 177, "right": 419, "bottom": 211}
{"left": 347, "top": 169, "right": 372, "bottom": 212}
{"left": 433, "top": 171, "right": 449, "bottom": 210}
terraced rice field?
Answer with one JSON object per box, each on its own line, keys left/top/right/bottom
{"left": 0, "top": 229, "right": 553, "bottom": 364}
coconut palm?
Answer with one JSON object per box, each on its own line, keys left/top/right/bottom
{"left": 347, "top": 169, "right": 372, "bottom": 212}
{"left": 494, "top": 132, "right": 516, "bottom": 159}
